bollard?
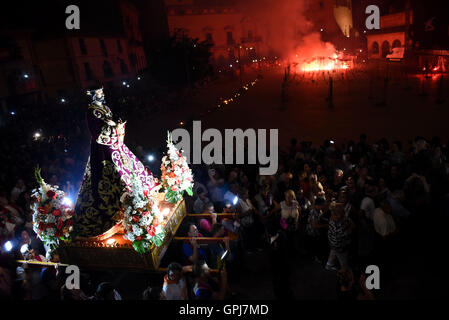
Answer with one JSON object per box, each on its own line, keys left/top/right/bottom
{"left": 368, "top": 72, "right": 374, "bottom": 99}
{"left": 327, "top": 76, "right": 334, "bottom": 108}
{"left": 419, "top": 72, "right": 427, "bottom": 96}
{"left": 436, "top": 74, "right": 445, "bottom": 104}
{"left": 377, "top": 76, "right": 388, "bottom": 106}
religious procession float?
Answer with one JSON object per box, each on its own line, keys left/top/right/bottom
{"left": 29, "top": 88, "right": 194, "bottom": 270}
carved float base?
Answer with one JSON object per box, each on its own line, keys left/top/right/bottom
{"left": 58, "top": 199, "right": 186, "bottom": 270}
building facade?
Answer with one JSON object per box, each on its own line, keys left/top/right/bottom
{"left": 366, "top": 11, "right": 412, "bottom": 59}
{"left": 0, "top": 0, "right": 146, "bottom": 107}
{"left": 165, "top": 0, "right": 267, "bottom": 67}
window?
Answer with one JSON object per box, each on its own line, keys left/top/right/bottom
{"left": 372, "top": 41, "right": 379, "bottom": 54}
{"left": 103, "top": 60, "right": 114, "bottom": 78}
{"left": 119, "top": 59, "right": 129, "bottom": 75}
{"left": 117, "top": 40, "right": 123, "bottom": 53}
{"left": 392, "top": 39, "right": 401, "bottom": 48}
{"left": 84, "top": 62, "right": 94, "bottom": 80}
{"left": 205, "top": 33, "right": 213, "bottom": 43}
{"left": 79, "top": 38, "right": 87, "bottom": 55}
{"left": 227, "top": 31, "right": 234, "bottom": 45}
{"left": 99, "top": 39, "right": 108, "bottom": 56}
{"left": 129, "top": 53, "right": 137, "bottom": 67}
{"left": 39, "top": 68, "right": 46, "bottom": 86}
{"left": 381, "top": 41, "right": 390, "bottom": 57}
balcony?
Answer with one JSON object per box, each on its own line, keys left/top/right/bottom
{"left": 241, "top": 36, "right": 262, "bottom": 44}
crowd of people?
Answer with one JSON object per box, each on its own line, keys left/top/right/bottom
{"left": 165, "top": 134, "right": 448, "bottom": 300}
{"left": 1, "top": 122, "right": 449, "bottom": 299}
{"left": 1, "top": 73, "right": 449, "bottom": 300}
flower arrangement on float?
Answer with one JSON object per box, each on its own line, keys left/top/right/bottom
{"left": 160, "top": 132, "right": 194, "bottom": 204}
{"left": 30, "top": 167, "right": 74, "bottom": 251}
{"left": 121, "top": 173, "right": 166, "bottom": 253}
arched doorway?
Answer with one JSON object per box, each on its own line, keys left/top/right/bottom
{"left": 382, "top": 40, "right": 390, "bottom": 58}
{"left": 381, "top": 41, "right": 390, "bottom": 57}
{"left": 372, "top": 41, "right": 379, "bottom": 54}
{"left": 392, "top": 39, "right": 401, "bottom": 48}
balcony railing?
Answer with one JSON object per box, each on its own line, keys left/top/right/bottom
{"left": 241, "top": 36, "right": 262, "bottom": 44}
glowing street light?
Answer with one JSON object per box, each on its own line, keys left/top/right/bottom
{"left": 232, "top": 196, "right": 239, "bottom": 205}
{"left": 34, "top": 132, "right": 41, "bottom": 139}
{"left": 4, "top": 241, "right": 13, "bottom": 252}
{"left": 20, "top": 244, "right": 29, "bottom": 254}
{"left": 23, "top": 74, "right": 29, "bottom": 79}
{"left": 10, "top": 111, "right": 15, "bottom": 115}
{"left": 147, "top": 154, "right": 155, "bottom": 162}
{"left": 62, "top": 197, "right": 73, "bottom": 206}
{"left": 61, "top": 98, "right": 66, "bottom": 103}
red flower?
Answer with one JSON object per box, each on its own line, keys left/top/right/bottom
{"left": 32, "top": 196, "right": 40, "bottom": 203}
{"left": 136, "top": 236, "right": 143, "bottom": 241}
{"left": 132, "top": 216, "right": 140, "bottom": 223}
{"left": 169, "top": 172, "right": 176, "bottom": 178}
{"left": 171, "top": 185, "right": 178, "bottom": 191}
{"left": 53, "top": 209, "right": 61, "bottom": 217}
{"left": 65, "top": 219, "right": 73, "bottom": 226}
{"left": 56, "top": 230, "right": 63, "bottom": 238}
{"left": 46, "top": 190, "right": 57, "bottom": 199}
{"left": 153, "top": 217, "right": 159, "bottom": 227}
{"left": 57, "top": 219, "right": 63, "bottom": 230}
{"left": 37, "top": 207, "right": 47, "bottom": 215}
{"left": 38, "top": 222, "right": 46, "bottom": 230}
{"left": 147, "top": 225, "right": 156, "bottom": 237}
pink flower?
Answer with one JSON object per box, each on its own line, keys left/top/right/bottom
{"left": 147, "top": 225, "right": 156, "bottom": 237}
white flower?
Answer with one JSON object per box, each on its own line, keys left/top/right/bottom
{"left": 120, "top": 192, "right": 130, "bottom": 204}
{"left": 46, "top": 215, "right": 56, "bottom": 224}
{"left": 132, "top": 224, "right": 142, "bottom": 236}
{"left": 125, "top": 232, "right": 136, "bottom": 242}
